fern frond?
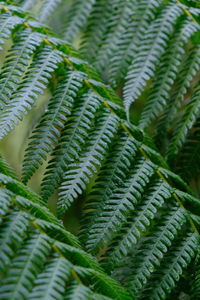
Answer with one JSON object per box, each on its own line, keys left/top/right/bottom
{"left": 154, "top": 45, "right": 200, "bottom": 150}
{"left": 192, "top": 261, "right": 200, "bottom": 300}
{"left": 41, "top": 91, "right": 102, "bottom": 200}
{"left": 58, "top": 112, "right": 120, "bottom": 216}
{"left": 0, "top": 4, "right": 199, "bottom": 299}
{"left": 121, "top": 207, "right": 188, "bottom": 296}
{"left": 167, "top": 85, "right": 200, "bottom": 163}
{"left": 123, "top": 3, "right": 182, "bottom": 113}
{"left": 105, "top": 180, "right": 172, "bottom": 268}
{"left": 0, "top": 155, "right": 16, "bottom": 178}
{"left": 140, "top": 232, "right": 198, "bottom": 300}
{"left": 0, "top": 170, "right": 131, "bottom": 300}
{"left": 80, "top": 131, "right": 139, "bottom": 231}
{"left": 108, "top": 0, "right": 162, "bottom": 87}
{"left": 21, "top": 0, "right": 38, "bottom": 11}
{"left": 62, "top": 0, "right": 95, "bottom": 43}
{"left": 0, "top": 28, "right": 42, "bottom": 108}
{"left": 90, "top": 0, "right": 137, "bottom": 76}
{"left": 39, "top": 0, "right": 64, "bottom": 23}
{"left": 0, "top": 44, "right": 63, "bottom": 139}
{"left": 80, "top": 0, "right": 115, "bottom": 64}
{"left": 22, "top": 70, "right": 85, "bottom": 184}
{"left": 83, "top": 158, "right": 156, "bottom": 254}
{"left": 0, "top": 11, "right": 22, "bottom": 49}
{"left": 139, "top": 20, "right": 199, "bottom": 130}
{"left": 175, "top": 117, "right": 200, "bottom": 183}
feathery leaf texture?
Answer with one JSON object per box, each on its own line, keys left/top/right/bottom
{"left": 167, "top": 85, "right": 200, "bottom": 163}
{"left": 16, "top": 0, "right": 200, "bottom": 128}
{"left": 0, "top": 2, "right": 200, "bottom": 299}
{"left": 0, "top": 163, "right": 130, "bottom": 300}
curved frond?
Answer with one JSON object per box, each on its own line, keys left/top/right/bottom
{"left": 58, "top": 112, "right": 120, "bottom": 216}
{"left": 41, "top": 91, "right": 102, "bottom": 200}
{"left": 167, "top": 85, "right": 200, "bottom": 163}
{"left": 0, "top": 44, "right": 63, "bottom": 139}
{"left": 22, "top": 70, "right": 85, "bottom": 183}
{"left": 39, "top": 0, "right": 64, "bottom": 23}
{"left": 0, "top": 28, "right": 42, "bottom": 108}
{"left": 123, "top": 3, "right": 182, "bottom": 113}
{"left": 139, "top": 20, "right": 199, "bottom": 129}
{"left": 62, "top": 0, "right": 95, "bottom": 43}
{"left": 140, "top": 232, "right": 198, "bottom": 300}
{"left": 0, "top": 170, "right": 130, "bottom": 300}
{"left": 0, "top": 4, "right": 199, "bottom": 299}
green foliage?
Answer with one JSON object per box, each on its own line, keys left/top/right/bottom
{"left": 18, "top": 0, "right": 200, "bottom": 185}
{"left": 0, "top": 158, "right": 130, "bottom": 300}
{"left": 0, "top": 1, "right": 200, "bottom": 299}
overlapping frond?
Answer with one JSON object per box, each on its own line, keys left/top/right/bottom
{"left": 123, "top": 3, "right": 182, "bottom": 113}
{"left": 11, "top": 1, "right": 200, "bottom": 170}
{"left": 62, "top": 0, "right": 95, "bottom": 43}
{"left": 39, "top": 0, "right": 64, "bottom": 23}
{"left": 0, "top": 165, "right": 130, "bottom": 300}
{"left": 0, "top": 43, "right": 63, "bottom": 139}
{"left": 0, "top": 3, "right": 199, "bottom": 300}
{"left": 167, "top": 85, "right": 200, "bottom": 163}
{"left": 22, "top": 70, "right": 86, "bottom": 183}
{"left": 138, "top": 20, "right": 199, "bottom": 129}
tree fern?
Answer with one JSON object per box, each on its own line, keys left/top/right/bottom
{"left": 0, "top": 1, "right": 200, "bottom": 299}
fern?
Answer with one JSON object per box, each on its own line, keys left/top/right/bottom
{"left": 0, "top": 160, "right": 130, "bottom": 300}
{"left": 167, "top": 85, "right": 200, "bottom": 163}
{"left": 0, "top": 1, "right": 200, "bottom": 299}
{"left": 138, "top": 20, "right": 199, "bottom": 129}
{"left": 22, "top": 70, "right": 86, "bottom": 183}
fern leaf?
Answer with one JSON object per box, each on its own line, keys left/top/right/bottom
{"left": 0, "top": 28, "right": 42, "bottom": 108}
{"left": 175, "top": 117, "right": 200, "bottom": 182}
{"left": 108, "top": 0, "right": 162, "bottom": 87}
{"left": 0, "top": 44, "right": 63, "bottom": 139}
{"left": 41, "top": 91, "right": 101, "bottom": 200}
{"left": 140, "top": 232, "right": 198, "bottom": 300}
{"left": 62, "top": 0, "right": 95, "bottom": 42}
{"left": 139, "top": 20, "right": 199, "bottom": 129}
{"left": 123, "top": 3, "right": 182, "bottom": 113}
{"left": 22, "top": 70, "right": 85, "bottom": 184}
{"left": 0, "top": 211, "right": 30, "bottom": 271}
{"left": 91, "top": 0, "right": 137, "bottom": 76}
{"left": 65, "top": 282, "right": 92, "bottom": 300}
{"left": 81, "top": 132, "right": 139, "bottom": 234}
{"left": 0, "top": 169, "right": 131, "bottom": 300}
{"left": 81, "top": 0, "right": 115, "bottom": 63}
{"left": 0, "top": 11, "right": 22, "bottom": 49}
{"left": 192, "top": 261, "right": 200, "bottom": 300}
{"left": 167, "top": 85, "right": 200, "bottom": 162}
{"left": 21, "top": 0, "right": 39, "bottom": 10}
{"left": 0, "top": 188, "right": 13, "bottom": 221}
{"left": 28, "top": 255, "right": 72, "bottom": 300}
{"left": 124, "top": 208, "right": 187, "bottom": 296}
{"left": 106, "top": 180, "right": 172, "bottom": 269}
{"left": 0, "top": 233, "right": 51, "bottom": 299}
{"left": 84, "top": 158, "right": 155, "bottom": 254}
{"left": 170, "top": 45, "right": 200, "bottom": 120}
{"left": 39, "top": 0, "right": 64, "bottom": 23}
{"left": 58, "top": 112, "right": 120, "bottom": 216}
{"left": 0, "top": 155, "right": 16, "bottom": 178}
{"left": 154, "top": 45, "right": 200, "bottom": 149}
